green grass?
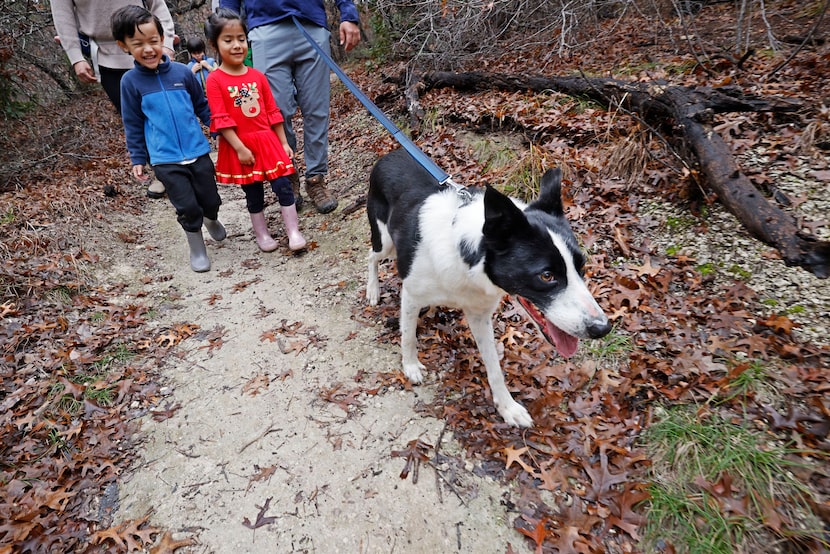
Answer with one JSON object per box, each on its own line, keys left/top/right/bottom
{"left": 47, "top": 286, "right": 74, "bottom": 306}
{"left": 84, "top": 385, "right": 114, "bottom": 406}
{"left": 0, "top": 207, "right": 14, "bottom": 224}
{"left": 696, "top": 262, "right": 716, "bottom": 277}
{"left": 717, "top": 360, "right": 768, "bottom": 402}
{"left": 47, "top": 427, "right": 69, "bottom": 452}
{"left": 585, "top": 327, "right": 632, "bottom": 361}
{"left": 49, "top": 343, "right": 133, "bottom": 416}
{"left": 665, "top": 214, "right": 694, "bottom": 232}
{"left": 91, "top": 343, "right": 134, "bottom": 372}
{"left": 782, "top": 304, "right": 805, "bottom": 316}
{"left": 498, "top": 145, "right": 551, "bottom": 202}
{"left": 471, "top": 138, "right": 517, "bottom": 173}
{"left": 563, "top": 95, "right": 604, "bottom": 114}
{"left": 726, "top": 264, "right": 752, "bottom": 281}
{"left": 56, "top": 392, "right": 82, "bottom": 415}
{"left": 642, "top": 405, "right": 824, "bottom": 553}
{"left": 758, "top": 298, "right": 805, "bottom": 317}
{"left": 420, "top": 107, "right": 444, "bottom": 135}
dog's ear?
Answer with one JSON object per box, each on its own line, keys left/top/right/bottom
{"left": 528, "top": 168, "right": 564, "bottom": 216}
{"left": 483, "top": 185, "right": 530, "bottom": 248}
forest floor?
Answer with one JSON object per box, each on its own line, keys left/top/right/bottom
{"left": 100, "top": 119, "right": 537, "bottom": 553}
{"left": 2, "top": 2, "right": 829, "bottom": 553}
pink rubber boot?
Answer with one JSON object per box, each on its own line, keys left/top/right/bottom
{"left": 280, "top": 204, "right": 307, "bottom": 251}
{"left": 249, "top": 211, "right": 278, "bottom": 252}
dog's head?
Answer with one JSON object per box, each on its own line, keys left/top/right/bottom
{"left": 481, "top": 168, "right": 611, "bottom": 357}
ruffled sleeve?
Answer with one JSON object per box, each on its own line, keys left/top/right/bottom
{"left": 205, "top": 71, "right": 237, "bottom": 133}
{"left": 210, "top": 112, "right": 238, "bottom": 133}
{"left": 265, "top": 104, "right": 284, "bottom": 127}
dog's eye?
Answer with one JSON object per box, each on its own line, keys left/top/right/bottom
{"left": 540, "top": 271, "right": 556, "bottom": 284}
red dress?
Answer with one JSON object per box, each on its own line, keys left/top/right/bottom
{"left": 206, "top": 67, "right": 295, "bottom": 185}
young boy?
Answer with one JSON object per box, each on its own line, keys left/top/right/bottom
{"left": 185, "top": 36, "right": 216, "bottom": 95}
{"left": 112, "top": 5, "right": 225, "bottom": 272}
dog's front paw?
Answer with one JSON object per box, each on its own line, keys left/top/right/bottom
{"left": 402, "top": 361, "right": 425, "bottom": 384}
{"left": 499, "top": 401, "right": 533, "bottom": 428}
{"left": 366, "top": 281, "right": 380, "bottom": 306}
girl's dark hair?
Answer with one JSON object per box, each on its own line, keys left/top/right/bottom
{"left": 204, "top": 8, "right": 247, "bottom": 49}
{"left": 111, "top": 5, "right": 163, "bottom": 43}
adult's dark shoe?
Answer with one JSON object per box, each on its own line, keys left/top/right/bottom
{"left": 147, "top": 180, "right": 165, "bottom": 199}
{"left": 305, "top": 174, "right": 337, "bottom": 214}
{"left": 288, "top": 171, "right": 303, "bottom": 212}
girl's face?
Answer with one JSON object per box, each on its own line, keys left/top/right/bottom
{"left": 216, "top": 20, "right": 247, "bottom": 67}
{"left": 119, "top": 21, "right": 164, "bottom": 70}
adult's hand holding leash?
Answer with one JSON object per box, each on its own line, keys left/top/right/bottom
{"left": 340, "top": 21, "right": 360, "bottom": 52}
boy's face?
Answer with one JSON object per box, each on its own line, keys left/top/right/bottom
{"left": 191, "top": 51, "right": 205, "bottom": 61}
{"left": 118, "top": 21, "right": 164, "bottom": 70}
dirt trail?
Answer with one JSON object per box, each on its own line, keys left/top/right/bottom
{"left": 99, "top": 144, "right": 531, "bottom": 553}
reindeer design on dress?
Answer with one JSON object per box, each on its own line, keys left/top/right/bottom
{"left": 228, "top": 82, "right": 260, "bottom": 118}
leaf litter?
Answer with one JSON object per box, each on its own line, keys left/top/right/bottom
{"left": 2, "top": 4, "right": 829, "bottom": 553}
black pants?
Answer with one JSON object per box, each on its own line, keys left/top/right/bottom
{"left": 241, "top": 176, "right": 294, "bottom": 213}
{"left": 99, "top": 66, "right": 129, "bottom": 114}
{"left": 153, "top": 155, "right": 222, "bottom": 232}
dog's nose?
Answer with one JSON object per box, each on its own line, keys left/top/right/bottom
{"left": 587, "top": 319, "right": 612, "bottom": 339}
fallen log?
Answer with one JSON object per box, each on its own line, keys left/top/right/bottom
{"left": 411, "top": 71, "right": 829, "bottom": 278}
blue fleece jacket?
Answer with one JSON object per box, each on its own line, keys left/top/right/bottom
{"left": 120, "top": 55, "right": 211, "bottom": 167}
{"left": 219, "top": 0, "right": 359, "bottom": 31}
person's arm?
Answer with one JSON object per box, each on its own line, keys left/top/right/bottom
{"left": 49, "top": 0, "right": 97, "bottom": 83}
{"left": 205, "top": 72, "right": 254, "bottom": 165}
{"left": 271, "top": 122, "right": 293, "bottom": 160}
{"left": 219, "top": 0, "right": 243, "bottom": 12}
{"left": 218, "top": 127, "right": 255, "bottom": 166}
{"left": 335, "top": 0, "right": 361, "bottom": 52}
{"left": 185, "top": 69, "right": 211, "bottom": 127}
{"left": 119, "top": 77, "right": 150, "bottom": 180}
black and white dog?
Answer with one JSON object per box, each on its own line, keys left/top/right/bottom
{"left": 366, "top": 149, "right": 611, "bottom": 427}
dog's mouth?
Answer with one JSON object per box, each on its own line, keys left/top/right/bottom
{"left": 516, "top": 296, "right": 578, "bottom": 358}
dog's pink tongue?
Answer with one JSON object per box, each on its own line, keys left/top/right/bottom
{"left": 548, "top": 322, "right": 579, "bottom": 358}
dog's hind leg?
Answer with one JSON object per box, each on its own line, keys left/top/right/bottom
{"left": 366, "top": 220, "right": 395, "bottom": 306}
{"left": 466, "top": 312, "right": 533, "bottom": 428}
{"left": 399, "top": 286, "right": 426, "bottom": 383}
{"left": 366, "top": 249, "right": 381, "bottom": 306}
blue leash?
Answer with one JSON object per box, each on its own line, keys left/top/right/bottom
{"left": 291, "top": 16, "right": 466, "bottom": 193}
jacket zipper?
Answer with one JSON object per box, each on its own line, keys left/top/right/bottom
{"left": 156, "top": 68, "right": 186, "bottom": 158}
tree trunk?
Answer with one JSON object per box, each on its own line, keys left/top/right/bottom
{"left": 415, "top": 71, "right": 829, "bottom": 278}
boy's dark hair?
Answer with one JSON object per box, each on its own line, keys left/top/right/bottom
{"left": 186, "top": 36, "right": 206, "bottom": 54}
{"left": 204, "top": 8, "right": 247, "bottom": 50}
{"left": 111, "top": 5, "right": 164, "bottom": 43}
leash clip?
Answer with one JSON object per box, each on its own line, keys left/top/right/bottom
{"left": 440, "top": 177, "right": 472, "bottom": 203}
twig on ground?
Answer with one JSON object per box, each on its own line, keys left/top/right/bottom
{"left": 238, "top": 420, "right": 281, "bottom": 454}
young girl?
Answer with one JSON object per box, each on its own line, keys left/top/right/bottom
{"left": 204, "top": 8, "right": 306, "bottom": 252}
